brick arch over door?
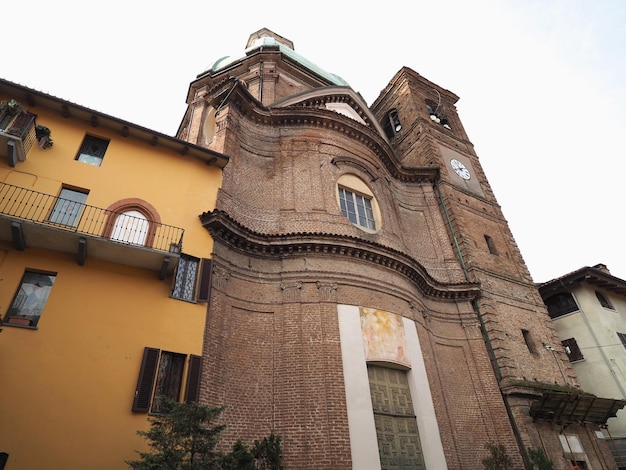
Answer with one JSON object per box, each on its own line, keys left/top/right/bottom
{"left": 103, "top": 198, "right": 162, "bottom": 247}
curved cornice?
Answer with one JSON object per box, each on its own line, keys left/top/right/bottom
{"left": 270, "top": 86, "right": 384, "bottom": 135}
{"left": 200, "top": 209, "right": 481, "bottom": 301}
{"left": 210, "top": 79, "right": 439, "bottom": 184}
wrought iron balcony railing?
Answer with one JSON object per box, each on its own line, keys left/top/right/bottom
{"left": 0, "top": 182, "right": 184, "bottom": 253}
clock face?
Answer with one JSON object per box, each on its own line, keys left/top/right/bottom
{"left": 450, "top": 159, "right": 471, "bottom": 180}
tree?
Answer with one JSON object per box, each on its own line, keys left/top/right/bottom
{"left": 127, "top": 397, "right": 282, "bottom": 470}
{"left": 127, "top": 397, "right": 226, "bottom": 470}
{"left": 252, "top": 434, "right": 282, "bottom": 470}
{"left": 482, "top": 443, "right": 513, "bottom": 470}
{"left": 528, "top": 446, "right": 553, "bottom": 470}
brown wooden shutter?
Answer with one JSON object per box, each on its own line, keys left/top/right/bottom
{"left": 197, "top": 258, "right": 213, "bottom": 303}
{"left": 7, "top": 113, "right": 35, "bottom": 137}
{"left": 132, "top": 347, "right": 160, "bottom": 412}
{"left": 184, "top": 355, "right": 203, "bottom": 403}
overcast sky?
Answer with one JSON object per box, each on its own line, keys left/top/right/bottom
{"left": 3, "top": 0, "right": 625, "bottom": 283}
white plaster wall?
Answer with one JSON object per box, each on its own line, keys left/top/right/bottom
{"left": 552, "top": 284, "right": 626, "bottom": 437}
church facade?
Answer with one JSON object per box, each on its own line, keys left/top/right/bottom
{"left": 177, "top": 29, "right": 624, "bottom": 469}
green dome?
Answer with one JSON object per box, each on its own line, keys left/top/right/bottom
{"left": 204, "top": 35, "right": 349, "bottom": 87}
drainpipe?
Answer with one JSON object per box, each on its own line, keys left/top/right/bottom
{"left": 434, "top": 181, "right": 531, "bottom": 469}
{"left": 259, "top": 61, "right": 264, "bottom": 103}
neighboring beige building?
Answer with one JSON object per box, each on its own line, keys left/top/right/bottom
{"left": 539, "top": 264, "right": 626, "bottom": 469}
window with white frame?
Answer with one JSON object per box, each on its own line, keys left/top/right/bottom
{"left": 338, "top": 186, "right": 375, "bottom": 230}
{"left": 336, "top": 174, "right": 380, "bottom": 232}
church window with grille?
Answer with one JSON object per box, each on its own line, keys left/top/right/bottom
{"left": 367, "top": 365, "right": 425, "bottom": 470}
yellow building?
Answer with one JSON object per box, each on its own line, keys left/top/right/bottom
{"left": 0, "top": 79, "right": 227, "bottom": 470}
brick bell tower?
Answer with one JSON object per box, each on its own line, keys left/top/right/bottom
{"left": 177, "top": 29, "right": 623, "bottom": 469}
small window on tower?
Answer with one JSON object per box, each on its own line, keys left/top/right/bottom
{"left": 484, "top": 235, "right": 498, "bottom": 255}
{"left": 383, "top": 109, "right": 402, "bottom": 139}
{"left": 522, "top": 329, "right": 537, "bottom": 354}
{"left": 425, "top": 99, "right": 451, "bottom": 130}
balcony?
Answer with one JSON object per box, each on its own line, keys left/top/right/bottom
{"left": 0, "top": 182, "right": 184, "bottom": 278}
{"left": 0, "top": 102, "right": 38, "bottom": 166}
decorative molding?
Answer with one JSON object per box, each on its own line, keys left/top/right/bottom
{"left": 281, "top": 282, "right": 302, "bottom": 302}
{"left": 213, "top": 269, "right": 230, "bottom": 290}
{"left": 316, "top": 282, "right": 337, "bottom": 302}
{"left": 201, "top": 209, "right": 480, "bottom": 301}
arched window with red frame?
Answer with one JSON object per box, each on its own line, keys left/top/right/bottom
{"left": 103, "top": 198, "right": 161, "bottom": 248}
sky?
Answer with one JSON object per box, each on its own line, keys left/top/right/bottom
{"left": 2, "top": 0, "right": 625, "bottom": 283}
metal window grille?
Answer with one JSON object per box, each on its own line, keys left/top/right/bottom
{"left": 171, "top": 254, "right": 199, "bottom": 301}
{"left": 76, "top": 135, "right": 109, "bottom": 166}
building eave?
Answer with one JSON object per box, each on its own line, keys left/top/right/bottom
{"left": 0, "top": 78, "right": 229, "bottom": 169}
{"left": 538, "top": 264, "right": 626, "bottom": 298}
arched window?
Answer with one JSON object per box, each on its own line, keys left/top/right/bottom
{"left": 103, "top": 198, "right": 161, "bottom": 248}
{"left": 336, "top": 174, "right": 381, "bottom": 232}
{"left": 383, "top": 108, "right": 402, "bottom": 139}
{"left": 111, "top": 210, "right": 149, "bottom": 245}
{"left": 203, "top": 106, "right": 217, "bottom": 145}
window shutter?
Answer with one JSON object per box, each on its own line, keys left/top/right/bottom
{"left": 8, "top": 113, "right": 34, "bottom": 137}
{"left": 197, "top": 258, "right": 213, "bottom": 303}
{"left": 132, "top": 347, "right": 160, "bottom": 412}
{"left": 184, "top": 355, "right": 203, "bottom": 403}
{"left": 562, "top": 338, "right": 584, "bottom": 362}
